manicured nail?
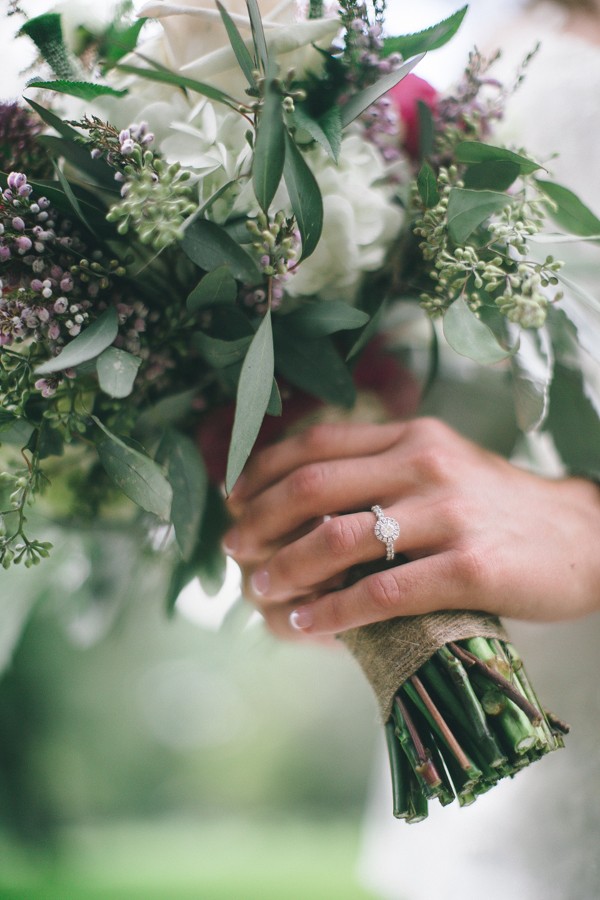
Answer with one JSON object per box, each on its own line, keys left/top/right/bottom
{"left": 290, "top": 607, "right": 313, "bottom": 631}
{"left": 221, "top": 528, "right": 240, "bottom": 555}
{"left": 251, "top": 569, "right": 270, "bottom": 596}
{"left": 229, "top": 473, "right": 246, "bottom": 500}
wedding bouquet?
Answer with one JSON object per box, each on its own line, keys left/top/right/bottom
{"left": 3, "top": 0, "right": 599, "bottom": 821}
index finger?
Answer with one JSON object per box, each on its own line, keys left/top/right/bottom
{"left": 229, "top": 421, "right": 405, "bottom": 507}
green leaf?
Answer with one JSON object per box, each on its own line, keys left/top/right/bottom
{"left": 511, "top": 328, "right": 553, "bottom": 431}
{"left": 463, "top": 160, "right": 521, "bottom": 192}
{"left": 253, "top": 79, "right": 286, "bottom": 212}
{"left": 246, "top": 0, "right": 269, "bottom": 70}
{"left": 547, "top": 363, "right": 600, "bottom": 479}
{"left": 187, "top": 266, "right": 238, "bottom": 312}
{"left": 283, "top": 130, "right": 323, "bottom": 261}
{"left": 226, "top": 310, "right": 274, "bottom": 492}
{"left": 0, "top": 415, "right": 34, "bottom": 447}
{"left": 284, "top": 301, "right": 369, "bottom": 337}
{"left": 160, "top": 430, "right": 208, "bottom": 561}
{"left": 25, "top": 98, "right": 81, "bottom": 141}
{"left": 19, "top": 13, "right": 75, "bottom": 79}
{"left": 292, "top": 104, "right": 342, "bottom": 162}
{"left": 417, "top": 101, "right": 435, "bottom": 160}
{"left": 53, "top": 163, "right": 94, "bottom": 232}
{"left": 216, "top": 1, "right": 256, "bottom": 86}
{"left": 96, "top": 347, "right": 142, "bottom": 399}
{"left": 382, "top": 6, "right": 468, "bottom": 58}
{"left": 193, "top": 332, "right": 252, "bottom": 368}
{"left": 447, "top": 188, "right": 509, "bottom": 244}
{"left": 101, "top": 18, "right": 147, "bottom": 71}
{"left": 267, "top": 378, "right": 282, "bottom": 416}
{"left": 536, "top": 179, "right": 600, "bottom": 236}
{"left": 35, "top": 307, "right": 119, "bottom": 375}
{"left": 93, "top": 418, "right": 172, "bottom": 520}
{"left": 135, "top": 389, "right": 198, "bottom": 437}
{"left": 36, "top": 135, "right": 118, "bottom": 192}
{"left": 26, "top": 78, "right": 127, "bottom": 100}
{"left": 182, "top": 219, "right": 260, "bottom": 283}
{"left": 274, "top": 327, "right": 355, "bottom": 407}
{"left": 346, "top": 298, "right": 386, "bottom": 362}
{"left": 455, "top": 142, "right": 542, "bottom": 175}
{"left": 417, "top": 162, "right": 440, "bottom": 208}
{"left": 115, "top": 64, "right": 238, "bottom": 110}
{"left": 340, "top": 54, "right": 425, "bottom": 128}
{"left": 443, "top": 296, "right": 517, "bottom": 365}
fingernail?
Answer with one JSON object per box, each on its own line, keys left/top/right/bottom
{"left": 222, "top": 528, "right": 240, "bottom": 555}
{"left": 229, "top": 473, "right": 246, "bottom": 500}
{"left": 290, "top": 607, "right": 313, "bottom": 631}
{"left": 251, "top": 569, "right": 270, "bottom": 596}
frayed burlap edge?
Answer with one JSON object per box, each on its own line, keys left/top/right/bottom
{"left": 340, "top": 611, "right": 507, "bottom": 723}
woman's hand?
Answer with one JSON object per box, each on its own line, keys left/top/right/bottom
{"left": 222, "top": 418, "right": 600, "bottom": 639}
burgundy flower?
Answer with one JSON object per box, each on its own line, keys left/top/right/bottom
{"left": 388, "top": 74, "right": 438, "bottom": 160}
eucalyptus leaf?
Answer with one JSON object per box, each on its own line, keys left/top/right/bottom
{"left": 417, "top": 101, "right": 435, "bottom": 160}
{"left": 53, "top": 163, "right": 93, "bottom": 232}
{"left": 35, "top": 307, "right": 119, "bottom": 375}
{"left": 283, "top": 130, "right": 323, "bottom": 261}
{"left": 26, "top": 78, "right": 127, "bottom": 100}
{"left": 182, "top": 219, "right": 260, "bottom": 283}
{"left": 455, "top": 142, "right": 542, "bottom": 175}
{"left": 536, "top": 179, "right": 600, "bottom": 236}
{"left": 96, "top": 347, "right": 142, "bottom": 399}
{"left": 226, "top": 310, "right": 274, "bottom": 492}
{"left": 160, "top": 430, "right": 208, "bottom": 561}
{"left": 547, "top": 363, "right": 600, "bottom": 479}
{"left": 292, "top": 104, "right": 342, "bottom": 162}
{"left": 253, "top": 79, "right": 286, "bottom": 212}
{"left": 340, "top": 55, "right": 424, "bottom": 128}
{"left": 417, "top": 162, "right": 440, "bottom": 208}
{"left": 443, "top": 296, "right": 517, "bottom": 365}
{"left": 116, "top": 64, "right": 238, "bottom": 109}
{"left": 267, "top": 378, "right": 282, "bottom": 416}
{"left": 510, "top": 326, "right": 553, "bottom": 431}
{"left": 463, "top": 160, "right": 521, "bottom": 192}
{"left": 447, "top": 188, "right": 509, "bottom": 244}
{"left": 346, "top": 298, "right": 386, "bottom": 362}
{"left": 246, "top": 0, "right": 269, "bottom": 69}
{"left": 216, "top": 1, "right": 256, "bottom": 86}
{"left": 193, "top": 332, "right": 252, "bottom": 368}
{"left": 284, "top": 301, "right": 369, "bottom": 337}
{"left": 187, "top": 267, "right": 238, "bottom": 312}
{"left": 382, "top": 6, "right": 468, "bottom": 58}
{"left": 93, "top": 417, "right": 172, "bottom": 520}
{"left": 0, "top": 418, "right": 34, "bottom": 447}
{"left": 274, "top": 327, "right": 355, "bottom": 407}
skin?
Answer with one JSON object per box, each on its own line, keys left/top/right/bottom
{"left": 222, "top": 419, "right": 600, "bottom": 641}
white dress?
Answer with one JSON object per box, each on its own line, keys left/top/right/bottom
{"left": 359, "top": 8, "right": 600, "bottom": 899}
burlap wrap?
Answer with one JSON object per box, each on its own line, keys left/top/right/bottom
{"left": 340, "top": 611, "right": 507, "bottom": 722}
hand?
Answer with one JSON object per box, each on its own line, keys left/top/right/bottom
{"left": 223, "top": 418, "right": 600, "bottom": 639}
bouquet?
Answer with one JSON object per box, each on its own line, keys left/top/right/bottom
{"left": 2, "top": 0, "right": 599, "bottom": 821}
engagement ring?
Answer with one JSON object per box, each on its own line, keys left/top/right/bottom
{"left": 371, "top": 505, "right": 400, "bottom": 561}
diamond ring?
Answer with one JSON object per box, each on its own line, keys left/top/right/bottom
{"left": 371, "top": 505, "right": 400, "bottom": 561}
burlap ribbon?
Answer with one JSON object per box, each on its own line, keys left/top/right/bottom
{"left": 341, "top": 611, "right": 507, "bottom": 722}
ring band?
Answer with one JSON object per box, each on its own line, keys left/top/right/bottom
{"left": 371, "top": 505, "right": 400, "bottom": 561}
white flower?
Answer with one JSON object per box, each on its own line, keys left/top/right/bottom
{"left": 137, "top": 0, "right": 340, "bottom": 94}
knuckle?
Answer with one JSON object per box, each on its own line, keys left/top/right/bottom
{"left": 415, "top": 446, "right": 454, "bottom": 485}
{"left": 288, "top": 462, "right": 327, "bottom": 503}
{"left": 367, "top": 571, "right": 401, "bottom": 615}
{"left": 301, "top": 423, "right": 337, "bottom": 455}
{"left": 452, "top": 545, "right": 489, "bottom": 591}
{"left": 322, "top": 516, "right": 363, "bottom": 557}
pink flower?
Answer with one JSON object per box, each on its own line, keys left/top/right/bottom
{"left": 388, "top": 74, "right": 438, "bottom": 160}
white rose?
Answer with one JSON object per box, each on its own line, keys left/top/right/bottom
{"left": 137, "top": 0, "right": 340, "bottom": 94}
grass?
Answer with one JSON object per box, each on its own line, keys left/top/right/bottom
{"left": 0, "top": 815, "right": 377, "bottom": 900}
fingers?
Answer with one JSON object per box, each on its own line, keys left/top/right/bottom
{"left": 248, "top": 501, "right": 451, "bottom": 604}
{"left": 228, "top": 421, "right": 406, "bottom": 508}
{"left": 286, "top": 550, "right": 481, "bottom": 635}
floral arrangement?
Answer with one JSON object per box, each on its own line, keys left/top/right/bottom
{"left": 2, "top": 0, "right": 600, "bottom": 821}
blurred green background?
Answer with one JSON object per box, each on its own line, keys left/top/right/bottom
{"left": 0, "top": 537, "right": 379, "bottom": 899}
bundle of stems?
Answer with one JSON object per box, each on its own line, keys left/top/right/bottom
{"left": 385, "top": 637, "right": 570, "bottom": 822}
